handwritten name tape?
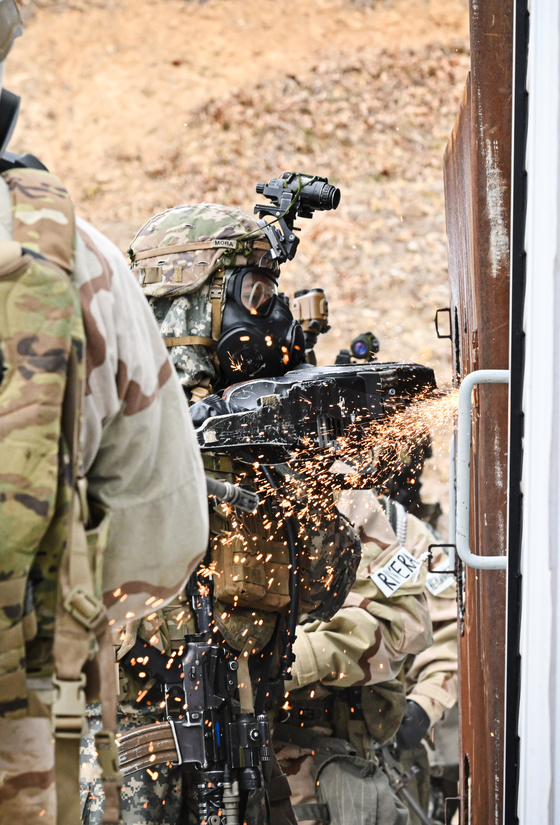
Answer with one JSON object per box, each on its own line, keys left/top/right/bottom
{"left": 426, "top": 565, "right": 455, "bottom": 596}
{"left": 370, "top": 548, "right": 423, "bottom": 598}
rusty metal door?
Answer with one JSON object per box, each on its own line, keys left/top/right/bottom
{"left": 443, "top": 1, "right": 513, "bottom": 822}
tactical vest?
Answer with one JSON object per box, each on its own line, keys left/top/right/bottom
{"left": 119, "top": 452, "right": 361, "bottom": 685}
{"left": 204, "top": 453, "right": 361, "bottom": 652}
{"left": 0, "top": 169, "right": 120, "bottom": 824}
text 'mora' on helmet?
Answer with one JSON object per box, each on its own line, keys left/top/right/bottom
{"left": 0, "top": 0, "right": 22, "bottom": 63}
{"left": 127, "top": 203, "right": 279, "bottom": 298}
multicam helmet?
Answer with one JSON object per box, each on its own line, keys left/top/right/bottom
{"left": 128, "top": 203, "right": 278, "bottom": 299}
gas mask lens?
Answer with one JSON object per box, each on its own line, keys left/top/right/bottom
{"left": 240, "top": 270, "right": 277, "bottom": 313}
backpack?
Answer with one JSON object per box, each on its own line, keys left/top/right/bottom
{"left": 0, "top": 168, "right": 120, "bottom": 824}
{"left": 312, "top": 737, "right": 409, "bottom": 825}
{"left": 275, "top": 714, "right": 408, "bottom": 825}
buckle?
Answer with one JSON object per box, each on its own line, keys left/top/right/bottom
{"left": 209, "top": 285, "right": 223, "bottom": 300}
{"left": 63, "top": 584, "right": 106, "bottom": 630}
{"left": 76, "top": 476, "right": 89, "bottom": 523}
{"left": 95, "top": 730, "right": 123, "bottom": 785}
{"left": 52, "top": 674, "right": 87, "bottom": 739}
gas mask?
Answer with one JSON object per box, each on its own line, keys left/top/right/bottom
{"left": 216, "top": 267, "right": 305, "bottom": 386}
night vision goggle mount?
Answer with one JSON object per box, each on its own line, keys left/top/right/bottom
{"left": 254, "top": 171, "right": 340, "bottom": 264}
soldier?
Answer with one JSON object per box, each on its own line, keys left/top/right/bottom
{"left": 0, "top": 6, "right": 209, "bottom": 824}
{"left": 80, "top": 203, "right": 362, "bottom": 825}
{"left": 396, "top": 567, "right": 458, "bottom": 825}
{"left": 274, "top": 490, "right": 436, "bottom": 825}
{"left": 129, "top": 203, "right": 305, "bottom": 401}
{"left": 88, "top": 202, "right": 437, "bottom": 825}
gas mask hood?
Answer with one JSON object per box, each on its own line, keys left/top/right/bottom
{"left": 0, "top": 65, "right": 45, "bottom": 168}
{"left": 216, "top": 267, "right": 305, "bottom": 386}
{"left": 0, "top": 85, "right": 19, "bottom": 155}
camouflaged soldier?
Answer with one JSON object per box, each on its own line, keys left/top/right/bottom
{"left": 128, "top": 203, "right": 303, "bottom": 401}
{"left": 78, "top": 203, "right": 360, "bottom": 825}
{"left": 0, "top": 7, "right": 209, "bottom": 823}
{"left": 395, "top": 541, "right": 458, "bottom": 825}
{"left": 274, "top": 490, "right": 435, "bottom": 825}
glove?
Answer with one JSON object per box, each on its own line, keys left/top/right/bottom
{"left": 189, "top": 394, "right": 233, "bottom": 428}
{"left": 396, "top": 699, "right": 431, "bottom": 751}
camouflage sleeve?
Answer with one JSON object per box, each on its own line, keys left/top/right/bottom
{"left": 405, "top": 614, "right": 458, "bottom": 727}
{"left": 403, "top": 530, "right": 458, "bottom": 726}
{"left": 288, "top": 491, "right": 432, "bottom": 691}
{"left": 149, "top": 286, "right": 218, "bottom": 402}
{"left": 74, "top": 219, "right": 209, "bottom": 623}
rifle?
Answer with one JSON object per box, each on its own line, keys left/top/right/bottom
{"left": 118, "top": 569, "right": 272, "bottom": 825}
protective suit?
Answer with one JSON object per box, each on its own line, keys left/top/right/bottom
{"left": 274, "top": 492, "right": 434, "bottom": 825}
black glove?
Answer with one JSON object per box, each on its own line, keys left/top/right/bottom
{"left": 396, "top": 699, "right": 431, "bottom": 751}
{"left": 189, "top": 394, "right": 233, "bottom": 428}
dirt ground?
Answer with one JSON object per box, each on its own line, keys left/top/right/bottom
{"left": 8, "top": 0, "right": 470, "bottom": 526}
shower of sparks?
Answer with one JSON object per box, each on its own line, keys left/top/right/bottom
{"left": 207, "top": 388, "right": 458, "bottom": 616}
{"left": 199, "top": 561, "right": 219, "bottom": 578}
{"left": 252, "top": 388, "right": 458, "bottom": 517}
{"left": 229, "top": 353, "right": 245, "bottom": 373}
{"left": 344, "top": 387, "right": 458, "bottom": 489}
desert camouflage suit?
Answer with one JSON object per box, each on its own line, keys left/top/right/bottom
{"left": 273, "top": 491, "right": 436, "bottom": 825}
{"left": 398, "top": 552, "right": 457, "bottom": 825}
{"left": 0, "top": 169, "right": 208, "bottom": 825}
{"left": 404, "top": 592, "right": 457, "bottom": 731}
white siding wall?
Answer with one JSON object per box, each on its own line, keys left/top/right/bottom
{"left": 517, "top": 0, "right": 560, "bottom": 821}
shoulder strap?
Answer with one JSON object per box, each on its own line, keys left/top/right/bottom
{"left": 210, "top": 267, "right": 225, "bottom": 344}
{"left": 1, "top": 168, "right": 75, "bottom": 273}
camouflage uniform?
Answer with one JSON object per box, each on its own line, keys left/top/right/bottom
{"left": 87, "top": 472, "right": 362, "bottom": 825}
{"left": 398, "top": 550, "right": 458, "bottom": 825}
{"left": 81, "top": 204, "right": 363, "bottom": 825}
{"left": 275, "top": 491, "right": 435, "bottom": 825}
{"left": 150, "top": 287, "right": 218, "bottom": 398}
{"left": 405, "top": 588, "right": 457, "bottom": 728}
{"left": 81, "top": 703, "right": 183, "bottom": 825}
{"left": 0, "top": 171, "right": 209, "bottom": 824}
{"left": 81, "top": 590, "right": 193, "bottom": 824}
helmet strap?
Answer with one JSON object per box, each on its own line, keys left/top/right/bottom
{"left": 209, "top": 267, "right": 225, "bottom": 370}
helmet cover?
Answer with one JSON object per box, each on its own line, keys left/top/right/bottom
{"left": 128, "top": 203, "right": 278, "bottom": 298}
